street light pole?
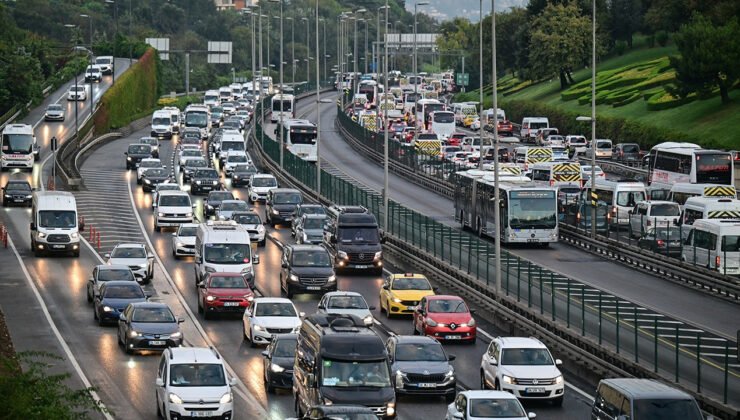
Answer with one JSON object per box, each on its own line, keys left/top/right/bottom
{"left": 364, "top": 19, "right": 369, "bottom": 74}
{"left": 321, "top": 18, "right": 327, "bottom": 83}
{"left": 315, "top": 0, "right": 322, "bottom": 199}
{"left": 413, "top": 1, "right": 429, "bottom": 146}
{"left": 383, "top": 0, "right": 390, "bottom": 231}
{"left": 104, "top": 0, "right": 116, "bottom": 84}
{"left": 269, "top": 0, "right": 284, "bottom": 168}
{"left": 80, "top": 14, "right": 92, "bottom": 49}
{"left": 491, "top": 0, "right": 501, "bottom": 296}
{"left": 478, "top": 0, "right": 484, "bottom": 170}
{"left": 590, "top": 0, "right": 597, "bottom": 239}
{"left": 287, "top": 17, "right": 294, "bottom": 84}
{"left": 305, "top": 16, "right": 310, "bottom": 84}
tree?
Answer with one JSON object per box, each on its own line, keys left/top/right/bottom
{"left": 670, "top": 14, "right": 740, "bottom": 104}
{"left": 609, "top": 0, "right": 641, "bottom": 48}
{"left": 528, "top": 1, "right": 592, "bottom": 89}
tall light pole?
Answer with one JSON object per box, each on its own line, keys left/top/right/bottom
{"left": 382, "top": 0, "right": 390, "bottom": 230}
{"left": 376, "top": 6, "right": 388, "bottom": 74}
{"left": 269, "top": 0, "right": 284, "bottom": 167}
{"left": 413, "top": 1, "right": 429, "bottom": 145}
{"left": 590, "top": 0, "right": 597, "bottom": 238}
{"left": 478, "top": 0, "right": 484, "bottom": 170}
{"left": 320, "top": 18, "right": 327, "bottom": 83}
{"left": 363, "top": 18, "right": 369, "bottom": 74}
{"left": 248, "top": 6, "right": 256, "bottom": 108}
{"left": 287, "top": 17, "right": 294, "bottom": 84}
{"left": 491, "top": 0, "right": 502, "bottom": 296}
{"left": 65, "top": 24, "right": 80, "bottom": 148}
{"left": 267, "top": 13, "right": 272, "bottom": 76}
{"left": 104, "top": 0, "right": 116, "bottom": 84}
{"left": 301, "top": 16, "right": 310, "bottom": 84}
{"left": 79, "top": 14, "right": 92, "bottom": 49}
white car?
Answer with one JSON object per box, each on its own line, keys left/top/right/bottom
{"left": 105, "top": 243, "right": 154, "bottom": 283}
{"left": 151, "top": 183, "right": 181, "bottom": 210}
{"left": 247, "top": 173, "right": 278, "bottom": 203}
{"left": 137, "top": 158, "right": 164, "bottom": 184}
{"left": 67, "top": 85, "right": 87, "bottom": 101}
{"left": 155, "top": 347, "right": 237, "bottom": 420}
{"left": 581, "top": 165, "right": 605, "bottom": 181}
{"left": 215, "top": 199, "right": 249, "bottom": 221}
{"left": 628, "top": 200, "right": 681, "bottom": 237}
{"left": 178, "top": 149, "right": 204, "bottom": 169}
{"left": 242, "top": 298, "right": 303, "bottom": 347}
{"left": 232, "top": 211, "right": 266, "bottom": 247}
{"left": 317, "top": 291, "right": 375, "bottom": 327}
{"left": 480, "top": 337, "right": 564, "bottom": 405}
{"left": 171, "top": 223, "right": 198, "bottom": 258}
{"left": 447, "top": 390, "right": 536, "bottom": 420}
{"left": 222, "top": 151, "right": 250, "bottom": 175}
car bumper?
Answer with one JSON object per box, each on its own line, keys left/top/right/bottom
{"left": 396, "top": 379, "right": 456, "bottom": 396}
{"left": 167, "top": 403, "right": 233, "bottom": 420}
{"left": 266, "top": 370, "right": 294, "bottom": 389}
{"left": 250, "top": 192, "right": 268, "bottom": 202}
{"left": 127, "top": 335, "right": 183, "bottom": 351}
{"left": 44, "top": 114, "right": 65, "bottom": 121}
{"left": 157, "top": 216, "right": 193, "bottom": 227}
{"left": 35, "top": 241, "right": 80, "bottom": 253}
{"left": 501, "top": 384, "right": 564, "bottom": 400}
{"left": 387, "top": 301, "right": 419, "bottom": 315}
{"left": 287, "top": 280, "right": 337, "bottom": 294}
{"left": 191, "top": 183, "right": 218, "bottom": 193}
{"left": 423, "top": 326, "right": 476, "bottom": 342}
{"left": 151, "top": 131, "right": 172, "bottom": 139}
{"left": 204, "top": 300, "right": 251, "bottom": 314}
{"left": 336, "top": 259, "right": 383, "bottom": 270}
{"left": 173, "top": 243, "right": 196, "bottom": 256}
{"left": 3, "top": 196, "right": 31, "bottom": 206}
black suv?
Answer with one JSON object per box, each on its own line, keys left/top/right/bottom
{"left": 124, "top": 144, "right": 153, "bottom": 170}
{"left": 181, "top": 157, "right": 208, "bottom": 182}
{"left": 140, "top": 168, "right": 171, "bottom": 192}
{"left": 204, "top": 191, "right": 235, "bottom": 217}
{"left": 280, "top": 244, "right": 336, "bottom": 298}
{"left": 266, "top": 188, "right": 303, "bottom": 226}
{"left": 2, "top": 179, "right": 33, "bottom": 207}
{"left": 386, "top": 335, "right": 456, "bottom": 402}
{"left": 189, "top": 168, "right": 221, "bottom": 195}
{"left": 231, "top": 163, "right": 258, "bottom": 187}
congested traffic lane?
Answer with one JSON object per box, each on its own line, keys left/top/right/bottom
{"left": 298, "top": 98, "right": 740, "bottom": 341}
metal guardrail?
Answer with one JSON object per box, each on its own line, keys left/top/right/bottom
{"left": 578, "top": 157, "right": 648, "bottom": 181}
{"left": 250, "top": 95, "right": 739, "bottom": 418}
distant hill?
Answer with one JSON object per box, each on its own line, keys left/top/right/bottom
{"left": 405, "top": 0, "right": 527, "bottom": 21}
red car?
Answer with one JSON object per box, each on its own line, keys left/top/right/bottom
{"left": 197, "top": 273, "right": 255, "bottom": 319}
{"left": 413, "top": 295, "right": 476, "bottom": 344}
{"left": 497, "top": 119, "right": 514, "bottom": 136}
{"left": 448, "top": 133, "right": 465, "bottom": 146}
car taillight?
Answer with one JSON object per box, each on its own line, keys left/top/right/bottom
{"left": 646, "top": 219, "right": 652, "bottom": 227}
{"left": 611, "top": 207, "right": 617, "bottom": 216}
{"left": 656, "top": 239, "right": 665, "bottom": 247}
{"left": 715, "top": 255, "right": 721, "bottom": 268}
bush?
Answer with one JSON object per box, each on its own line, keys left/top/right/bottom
{"left": 647, "top": 34, "right": 656, "bottom": 48}
{"left": 656, "top": 31, "right": 669, "bottom": 47}
{"left": 614, "top": 41, "right": 627, "bottom": 56}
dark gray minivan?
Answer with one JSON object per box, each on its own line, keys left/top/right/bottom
{"left": 591, "top": 378, "right": 705, "bottom": 420}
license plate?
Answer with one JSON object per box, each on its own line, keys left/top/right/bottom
{"left": 354, "top": 265, "right": 369, "bottom": 269}
{"left": 527, "top": 387, "right": 545, "bottom": 393}
{"left": 526, "top": 238, "right": 540, "bottom": 243}
{"left": 418, "top": 383, "right": 436, "bottom": 388}
{"left": 149, "top": 340, "right": 166, "bottom": 346}
{"left": 223, "top": 302, "right": 240, "bottom": 307}
{"left": 190, "top": 411, "right": 215, "bottom": 417}
{"left": 52, "top": 244, "right": 65, "bottom": 249}
{"left": 445, "top": 335, "right": 461, "bottom": 340}
{"left": 306, "top": 286, "right": 321, "bottom": 291}
{"left": 406, "top": 306, "right": 417, "bottom": 311}
{"left": 14, "top": 199, "right": 24, "bottom": 203}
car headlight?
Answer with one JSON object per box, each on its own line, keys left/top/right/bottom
{"left": 168, "top": 393, "right": 183, "bottom": 404}
{"left": 144, "top": 179, "right": 151, "bottom": 184}
{"left": 206, "top": 295, "right": 216, "bottom": 302}
{"left": 25, "top": 194, "right": 32, "bottom": 199}
{"left": 391, "top": 297, "right": 402, "bottom": 303}
{"left": 363, "top": 315, "right": 374, "bottom": 325}
{"left": 374, "top": 251, "right": 382, "bottom": 260}
{"left": 233, "top": 175, "right": 239, "bottom": 179}
{"left": 170, "top": 332, "right": 182, "bottom": 339}
{"left": 502, "top": 375, "right": 514, "bottom": 384}
{"left": 127, "top": 156, "right": 132, "bottom": 161}
{"left": 466, "top": 318, "right": 476, "bottom": 327}
{"left": 554, "top": 375, "right": 563, "bottom": 384}
{"left": 253, "top": 325, "right": 264, "bottom": 331}
{"left": 241, "top": 267, "right": 253, "bottom": 276}
{"left": 425, "top": 318, "right": 438, "bottom": 327}
{"left": 323, "top": 398, "right": 333, "bottom": 405}
{"left": 139, "top": 264, "right": 147, "bottom": 269}
{"left": 327, "top": 275, "right": 336, "bottom": 283}
{"left": 245, "top": 294, "right": 254, "bottom": 301}
{"left": 70, "top": 232, "right": 79, "bottom": 239}
{"left": 158, "top": 212, "right": 165, "bottom": 217}
{"left": 444, "top": 367, "right": 455, "bottom": 378}
{"left": 337, "top": 251, "right": 348, "bottom": 259}
{"left": 195, "top": 180, "right": 202, "bottom": 185}
{"left": 386, "top": 403, "right": 395, "bottom": 416}
{"left": 289, "top": 274, "right": 299, "bottom": 282}
{"left": 129, "top": 330, "right": 139, "bottom": 338}
{"left": 185, "top": 212, "right": 193, "bottom": 218}
{"left": 205, "top": 267, "right": 217, "bottom": 274}
{"left": 270, "top": 363, "right": 285, "bottom": 373}
{"left": 219, "top": 392, "right": 233, "bottom": 404}
{"left": 103, "top": 306, "right": 113, "bottom": 312}
{"left": 38, "top": 232, "right": 47, "bottom": 239}
{"left": 212, "top": 180, "right": 218, "bottom": 185}
{"left": 272, "top": 208, "right": 279, "bottom": 215}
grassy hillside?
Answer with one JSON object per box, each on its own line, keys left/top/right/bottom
{"left": 458, "top": 45, "right": 739, "bottom": 150}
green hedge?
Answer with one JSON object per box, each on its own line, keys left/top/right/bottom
{"left": 94, "top": 48, "right": 160, "bottom": 134}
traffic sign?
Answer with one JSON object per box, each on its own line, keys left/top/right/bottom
{"left": 455, "top": 73, "right": 469, "bottom": 86}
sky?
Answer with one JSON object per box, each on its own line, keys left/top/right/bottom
{"left": 404, "top": 0, "right": 527, "bottom": 21}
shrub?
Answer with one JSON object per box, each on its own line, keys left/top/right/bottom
{"left": 614, "top": 41, "right": 627, "bottom": 56}
{"left": 656, "top": 31, "right": 669, "bottom": 47}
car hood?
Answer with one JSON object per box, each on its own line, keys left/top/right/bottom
{"left": 500, "top": 364, "right": 561, "bottom": 379}
{"left": 167, "top": 385, "right": 230, "bottom": 403}
{"left": 394, "top": 361, "right": 451, "bottom": 375}
{"left": 206, "top": 288, "right": 252, "bottom": 298}
{"left": 159, "top": 205, "right": 191, "bottom": 214}
{"left": 271, "top": 204, "right": 298, "bottom": 212}
{"left": 427, "top": 312, "right": 473, "bottom": 325}
{"left": 143, "top": 175, "right": 170, "bottom": 183}
{"left": 46, "top": 110, "right": 64, "bottom": 115}
{"left": 290, "top": 266, "right": 334, "bottom": 277}
{"left": 100, "top": 297, "right": 147, "bottom": 311}
{"left": 271, "top": 356, "right": 295, "bottom": 369}
{"left": 389, "top": 290, "right": 435, "bottom": 301}
{"left": 129, "top": 322, "right": 180, "bottom": 335}
{"left": 253, "top": 316, "right": 301, "bottom": 329}
{"left": 321, "top": 386, "right": 394, "bottom": 406}
{"left": 108, "top": 257, "right": 147, "bottom": 266}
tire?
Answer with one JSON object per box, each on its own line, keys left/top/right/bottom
{"left": 154, "top": 223, "right": 161, "bottom": 232}
{"left": 249, "top": 329, "right": 257, "bottom": 348}
{"left": 265, "top": 378, "right": 275, "bottom": 394}
{"left": 552, "top": 396, "right": 564, "bottom": 407}
{"left": 259, "top": 239, "right": 266, "bottom": 247}
{"left": 480, "top": 371, "right": 488, "bottom": 389}
{"left": 386, "top": 300, "right": 393, "bottom": 319}
{"left": 73, "top": 250, "right": 80, "bottom": 258}
{"left": 379, "top": 299, "right": 386, "bottom": 314}
{"left": 286, "top": 284, "right": 294, "bottom": 299}
{"left": 445, "top": 393, "right": 455, "bottom": 403}
{"left": 197, "top": 299, "right": 203, "bottom": 313}
{"left": 203, "top": 305, "right": 210, "bottom": 320}
{"left": 87, "top": 287, "right": 93, "bottom": 303}
{"left": 156, "top": 394, "right": 163, "bottom": 419}
{"left": 124, "top": 337, "right": 133, "bottom": 355}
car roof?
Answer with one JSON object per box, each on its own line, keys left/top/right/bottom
{"left": 323, "top": 291, "right": 363, "bottom": 298}
{"left": 158, "top": 190, "right": 188, "bottom": 197}
{"left": 97, "top": 264, "right": 132, "bottom": 270}
{"left": 393, "top": 335, "right": 441, "bottom": 345}
{"left": 427, "top": 294, "right": 463, "bottom": 301}
{"left": 390, "top": 273, "right": 428, "bottom": 280}
{"left": 288, "top": 244, "right": 327, "bottom": 251}
{"left": 253, "top": 297, "right": 294, "bottom": 304}
{"left": 496, "top": 336, "right": 547, "bottom": 349}
{"left": 167, "top": 347, "right": 224, "bottom": 365}
{"left": 102, "top": 280, "right": 141, "bottom": 287}
{"left": 113, "top": 243, "right": 146, "bottom": 249}
{"left": 303, "top": 214, "right": 327, "bottom": 219}
{"left": 600, "top": 378, "right": 695, "bottom": 400}
{"left": 128, "top": 301, "right": 169, "bottom": 310}
{"left": 459, "top": 390, "right": 519, "bottom": 400}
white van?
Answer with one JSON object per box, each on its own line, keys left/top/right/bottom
{"left": 150, "top": 110, "right": 173, "bottom": 139}
{"left": 204, "top": 90, "right": 220, "bottom": 107}
{"left": 520, "top": 117, "right": 549, "bottom": 142}
{"left": 30, "top": 191, "right": 82, "bottom": 257}
{"left": 94, "top": 56, "right": 114, "bottom": 74}
{"left": 585, "top": 179, "right": 647, "bottom": 227}
{"left": 681, "top": 197, "right": 740, "bottom": 226}
{"left": 628, "top": 200, "right": 681, "bottom": 236}
{"left": 218, "top": 86, "right": 232, "bottom": 102}
{"left": 229, "top": 83, "right": 243, "bottom": 99}
{"left": 452, "top": 102, "right": 477, "bottom": 126}
{"left": 194, "top": 221, "right": 259, "bottom": 288}
{"left": 160, "top": 107, "right": 181, "bottom": 133}
{"left": 682, "top": 219, "right": 740, "bottom": 275}
{"left": 153, "top": 190, "right": 194, "bottom": 232}
{"left": 669, "top": 183, "right": 737, "bottom": 206}
{"left": 217, "top": 131, "right": 245, "bottom": 164}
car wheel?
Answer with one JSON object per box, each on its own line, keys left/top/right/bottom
{"left": 87, "top": 287, "right": 93, "bottom": 303}
{"left": 386, "top": 300, "right": 393, "bottom": 319}
{"left": 154, "top": 223, "right": 161, "bottom": 232}
{"left": 203, "top": 304, "right": 210, "bottom": 320}
{"left": 552, "top": 396, "right": 564, "bottom": 407}
{"left": 468, "top": 336, "right": 477, "bottom": 345}
{"left": 379, "top": 299, "right": 386, "bottom": 314}
{"left": 259, "top": 239, "right": 266, "bottom": 247}
{"left": 249, "top": 329, "right": 257, "bottom": 348}
{"left": 265, "top": 377, "right": 275, "bottom": 394}
{"left": 197, "top": 299, "right": 203, "bottom": 313}
{"left": 480, "top": 371, "right": 488, "bottom": 389}
{"left": 124, "top": 337, "right": 133, "bottom": 355}
{"left": 156, "top": 394, "right": 163, "bottom": 419}
{"left": 286, "top": 284, "right": 294, "bottom": 299}
{"left": 445, "top": 393, "right": 455, "bottom": 403}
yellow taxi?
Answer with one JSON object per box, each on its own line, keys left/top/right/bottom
{"left": 462, "top": 114, "right": 479, "bottom": 128}
{"left": 379, "top": 273, "right": 437, "bottom": 318}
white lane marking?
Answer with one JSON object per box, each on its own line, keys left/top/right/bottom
{"left": 124, "top": 172, "right": 268, "bottom": 416}
{"left": 378, "top": 268, "right": 595, "bottom": 402}
{"left": 5, "top": 233, "right": 114, "bottom": 420}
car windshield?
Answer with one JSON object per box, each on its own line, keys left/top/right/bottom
{"left": 131, "top": 307, "right": 175, "bottom": 323}
{"left": 98, "top": 269, "right": 135, "bottom": 282}
{"left": 182, "top": 150, "right": 202, "bottom": 158}
{"left": 597, "top": 141, "right": 611, "bottom": 149}
{"left": 469, "top": 398, "right": 526, "bottom": 418}
{"left": 622, "top": 144, "right": 639, "bottom": 153}
{"left": 103, "top": 285, "right": 144, "bottom": 299}
{"left": 650, "top": 204, "right": 680, "bottom": 216}
{"left": 183, "top": 133, "right": 200, "bottom": 140}
{"left": 222, "top": 142, "right": 244, "bottom": 152}
{"left": 185, "top": 159, "right": 207, "bottom": 168}
{"left": 169, "top": 364, "right": 226, "bottom": 387}
{"left": 427, "top": 299, "right": 468, "bottom": 313}
{"left": 48, "top": 104, "right": 62, "bottom": 111}
{"left": 616, "top": 191, "right": 646, "bottom": 207}
{"left": 209, "top": 192, "right": 234, "bottom": 201}
{"left": 204, "top": 243, "right": 251, "bottom": 264}
{"left": 144, "top": 168, "right": 168, "bottom": 177}
{"left": 338, "top": 227, "right": 379, "bottom": 244}
{"left": 303, "top": 218, "right": 325, "bottom": 230}
{"left": 300, "top": 206, "right": 325, "bottom": 216}
{"left": 38, "top": 210, "right": 76, "bottom": 228}
{"left": 70, "top": 86, "right": 85, "bottom": 92}
{"left": 128, "top": 145, "right": 150, "bottom": 154}
{"left": 159, "top": 195, "right": 190, "bottom": 207}
{"left": 321, "top": 360, "right": 391, "bottom": 388}
{"left": 292, "top": 250, "right": 332, "bottom": 267}
{"left": 96, "top": 58, "right": 111, "bottom": 65}
{"left": 501, "top": 348, "right": 554, "bottom": 365}
{"left": 194, "top": 170, "right": 218, "bottom": 179}
{"left": 178, "top": 226, "right": 198, "bottom": 237}
{"left": 255, "top": 302, "right": 296, "bottom": 317}
{"left": 5, "top": 182, "right": 31, "bottom": 192}
{"left": 392, "top": 278, "right": 431, "bottom": 290}
{"left": 152, "top": 118, "right": 170, "bottom": 126}
{"left": 273, "top": 338, "right": 298, "bottom": 357}
{"left": 139, "top": 138, "right": 156, "bottom": 145}
{"left": 140, "top": 160, "right": 160, "bottom": 168}
{"left": 211, "top": 107, "right": 223, "bottom": 113}
{"left": 227, "top": 155, "right": 248, "bottom": 163}
{"left": 208, "top": 275, "right": 248, "bottom": 288}
{"left": 223, "top": 122, "right": 240, "bottom": 129}
{"left": 722, "top": 235, "right": 740, "bottom": 252}
{"left": 111, "top": 247, "right": 146, "bottom": 259}
{"left": 234, "top": 164, "right": 256, "bottom": 173}
{"left": 220, "top": 201, "right": 248, "bottom": 211}
{"left": 273, "top": 192, "right": 302, "bottom": 204}
{"left": 395, "top": 342, "right": 447, "bottom": 362}
{"left": 327, "top": 295, "right": 368, "bottom": 310}
{"left": 234, "top": 213, "right": 261, "bottom": 225}
{"left": 634, "top": 399, "right": 703, "bottom": 420}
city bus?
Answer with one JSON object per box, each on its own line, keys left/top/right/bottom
{"left": 1, "top": 123, "right": 38, "bottom": 171}
{"left": 429, "top": 110, "right": 455, "bottom": 140}
{"left": 414, "top": 98, "right": 445, "bottom": 130}
{"left": 270, "top": 94, "right": 295, "bottom": 123}
{"left": 280, "top": 119, "right": 317, "bottom": 162}
{"left": 357, "top": 80, "right": 379, "bottom": 108}
{"left": 454, "top": 170, "right": 559, "bottom": 245}
{"left": 183, "top": 104, "right": 210, "bottom": 139}
{"left": 647, "top": 142, "right": 734, "bottom": 189}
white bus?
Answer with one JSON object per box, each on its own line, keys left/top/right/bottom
{"left": 357, "top": 80, "right": 379, "bottom": 108}
{"left": 1, "top": 123, "right": 38, "bottom": 171}
{"left": 280, "top": 119, "right": 317, "bottom": 162}
{"left": 204, "top": 90, "right": 220, "bottom": 107}
{"left": 454, "top": 170, "right": 559, "bottom": 245}
{"left": 429, "top": 110, "right": 455, "bottom": 140}
{"left": 585, "top": 179, "right": 647, "bottom": 227}
{"left": 271, "top": 94, "right": 295, "bottom": 123}
{"left": 681, "top": 197, "right": 740, "bottom": 226}
{"left": 669, "top": 183, "right": 737, "bottom": 206}
{"left": 260, "top": 76, "right": 274, "bottom": 96}
{"left": 648, "top": 143, "right": 734, "bottom": 189}
{"left": 414, "top": 98, "right": 445, "bottom": 130}
{"left": 183, "top": 105, "right": 210, "bottom": 139}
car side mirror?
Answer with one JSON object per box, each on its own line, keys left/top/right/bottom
{"left": 261, "top": 351, "right": 270, "bottom": 358}
{"left": 252, "top": 254, "right": 260, "bottom": 264}
{"left": 195, "top": 256, "right": 202, "bottom": 264}
{"left": 192, "top": 203, "right": 197, "bottom": 208}
{"left": 382, "top": 284, "right": 389, "bottom": 290}
{"left": 281, "top": 262, "right": 288, "bottom": 268}
{"left": 469, "top": 309, "right": 476, "bottom": 314}
{"left": 628, "top": 210, "right": 633, "bottom": 215}
{"left": 152, "top": 202, "right": 158, "bottom": 208}
{"left": 528, "top": 413, "right": 536, "bottom": 419}
{"left": 177, "top": 317, "right": 185, "bottom": 323}
{"left": 432, "top": 286, "right": 439, "bottom": 293}
{"left": 145, "top": 292, "right": 153, "bottom": 299}
{"left": 172, "top": 232, "right": 176, "bottom": 236}
{"left": 368, "top": 306, "right": 376, "bottom": 311}
{"left": 30, "top": 222, "right": 36, "bottom": 231}
{"left": 197, "top": 282, "right": 206, "bottom": 289}
{"left": 147, "top": 254, "right": 154, "bottom": 260}
{"left": 229, "top": 377, "right": 238, "bottom": 387}
{"left": 104, "top": 253, "right": 111, "bottom": 260}
{"left": 299, "top": 311, "right": 306, "bottom": 318}
{"left": 119, "top": 314, "right": 127, "bottom": 322}
{"left": 555, "top": 359, "right": 562, "bottom": 366}
{"left": 448, "top": 354, "right": 456, "bottom": 361}
{"left": 489, "top": 357, "right": 498, "bottom": 365}
{"left": 155, "top": 378, "right": 165, "bottom": 387}
{"left": 124, "top": 152, "right": 128, "bottom": 155}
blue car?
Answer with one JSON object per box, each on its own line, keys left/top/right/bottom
{"left": 93, "top": 281, "right": 148, "bottom": 326}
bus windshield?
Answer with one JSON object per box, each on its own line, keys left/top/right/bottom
{"left": 696, "top": 153, "right": 732, "bottom": 184}
{"left": 289, "top": 131, "right": 317, "bottom": 145}
{"left": 185, "top": 112, "right": 207, "bottom": 128}
{"left": 272, "top": 100, "right": 292, "bottom": 112}
{"left": 508, "top": 190, "right": 557, "bottom": 229}
{"left": 2, "top": 133, "right": 34, "bottom": 154}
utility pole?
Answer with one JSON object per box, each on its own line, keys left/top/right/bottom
{"left": 492, "top": 0, "right": 501, "bottom": 296}
{"left": 383, "top": 0, "right": 390, "bottom": 230}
